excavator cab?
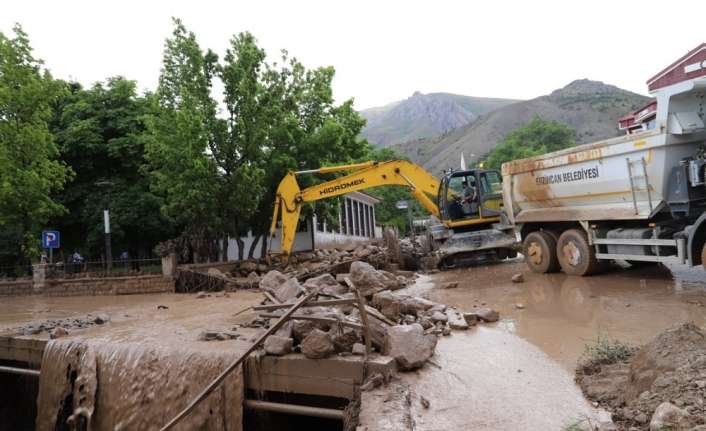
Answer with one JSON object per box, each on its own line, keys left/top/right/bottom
{"left": 437, "top": 169, "right": 504, "bottom": 229}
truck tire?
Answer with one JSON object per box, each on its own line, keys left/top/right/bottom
{"left": 523, "top": 231, "right": 560, "bottom": 273}
{"left": 556, "top": 229, "right": 602, "bottom": 276}
{"left": 702, "top": 243, "right": 706, "bottom": 270}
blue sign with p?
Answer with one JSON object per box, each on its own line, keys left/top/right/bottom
{"left": 42, "top": 231, "right": 60, "bottom": 249}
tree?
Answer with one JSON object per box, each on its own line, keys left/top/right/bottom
{"left": 228, "top": 45, "right": 369, "bottom": 257}
{"left": 484, "top": 116, "right": 575, "bottom": 169}
{"left": 144, "top": 19, "right": 222, "bottom": 261}
{"left": 49, "top": 78, "right": 174, "bottom": 258}
{"left": 0, "top": 25, "right": 72, "bottom": 267}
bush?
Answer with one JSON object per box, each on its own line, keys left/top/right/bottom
{"left": 582, "top": 334, "right": 633, "bottom": 366}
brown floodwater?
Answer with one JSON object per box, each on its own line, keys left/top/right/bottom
{"left": 376, "top": 260, "right": 706, "bottom": 430}
{"left": 411, "top": 260, "right": 706, "bottom": 370}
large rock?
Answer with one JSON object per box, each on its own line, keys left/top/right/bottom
{"left": 301, "top": 329, "right": 335, "bottom": 359}
{"left": 350, "top": 261, "right": 394, "bottom": 296}
{"left": 384, "top": 324, "right": 437, "bottom": 370}
{"left": 469, "top": 307, "right": 500, "bottom": 323}
{"left": 259, "top": 270, "right": 288, "bottom": 293}
{"left": 292, "top": 320, "right": 317, "bottom": 343}
{"left": 445, "top": 309, "right": 469, "bottom": 330}
{"left": 259, "top": 270, "right": 304, "bottom": 302}
{"left": 264, "top": 335, "right": 293, "bottom": 356}
{"left": 372, "top": 291, "right": 436, "bottom": 320}
{"left": 303, "top": 273, "right": 347, "bottom": 296}
{"left": 649, "top": 402, "right": 691, "bottom": 431}
{"left": 330, "top": 328, "right": 360, "bottom": 353}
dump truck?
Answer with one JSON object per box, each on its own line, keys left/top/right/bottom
{"left": 502, "top": 43, "right": 706, "bottom": 275}
{"left": 269, "top": 160, "right": 518, "bottom": 266}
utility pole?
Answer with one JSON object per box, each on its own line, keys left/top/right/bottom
{"left": 104, "top": 209, "right": 112, "bottom": 272}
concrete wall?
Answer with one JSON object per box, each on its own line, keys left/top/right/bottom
{"left": 0, "top": 275, "right": 174, "bottom": 297}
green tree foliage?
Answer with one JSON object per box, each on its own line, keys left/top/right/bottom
{"left": 219, "top": 36, "right": 368, "bottom": 258}
{"left": 49, "top": 78, "right": 174, "bottom": 258}
{"left": 484, "top": 116, "right": 575, "bottom": 169}
{"left": 0, "top": 25, "right": 72, "bottom": 266}
{"left": 144, "top": 19, "right": 223, "bottom": 259}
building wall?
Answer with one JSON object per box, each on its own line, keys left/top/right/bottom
{"left": 0, "top": 275, "right": 174, "bottom": 297}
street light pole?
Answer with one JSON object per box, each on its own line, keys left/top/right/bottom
{"left": 104, "top": 209, "right": 112, "bottom": 272}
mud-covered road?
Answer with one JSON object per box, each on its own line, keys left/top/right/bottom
{"left": 415, "top": 260, "right": 706, "bottom": 369}
{"left": 362, "top": 260, "right": 706, "bottom": 430}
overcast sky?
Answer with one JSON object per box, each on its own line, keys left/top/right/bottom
{"left": 3, "top": 0, "right": 704, "bottom": 110}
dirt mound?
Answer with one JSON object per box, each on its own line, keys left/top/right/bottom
{"left": 577, "top": 323, "right": 706, "bottom": 430}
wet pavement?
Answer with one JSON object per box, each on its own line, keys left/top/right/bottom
{"left": 0, "top": 291, "right": 264, "bottom": 352}
{"left": 412, "top": 260, "right": 706, "bottom": 369}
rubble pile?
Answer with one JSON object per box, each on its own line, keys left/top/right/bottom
{"left": 398, "top": 236, "right": 437, "bottom": 271}
{"left": 576, "top": 323, "right": 706, "bottom": 430}
{"left": 231, "top": 256, "right": 499, "bottom": 372}
{"left": 8, "top": 313, "right": 112, "bottom": 338}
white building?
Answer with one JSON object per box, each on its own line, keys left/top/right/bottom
{"left": 227, "top": 191, "right": 382, "bottom": 260}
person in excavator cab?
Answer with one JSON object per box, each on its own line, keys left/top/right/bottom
{"left": 461, "top": 178, "right": 478, "bottom": 216}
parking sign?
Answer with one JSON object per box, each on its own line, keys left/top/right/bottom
{"left": 42, "top": 231, "right": 60, "bottom": 249}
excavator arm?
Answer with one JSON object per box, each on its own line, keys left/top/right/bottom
{"left": 269, "top": 160, "right": 441, "bottom": 260}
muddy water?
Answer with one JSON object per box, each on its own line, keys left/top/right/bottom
{"left": 1, "top": 291, "right": 265, "bottom": 431}
{"left": 413, "top": 261, "right": 706, "bottom": 369}
{"left": 37, "top": 339, "right": 244, "bottom": 431}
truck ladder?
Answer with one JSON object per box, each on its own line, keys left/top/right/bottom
{"left": 626, "top": 157, "right": 653, "bottom": 215}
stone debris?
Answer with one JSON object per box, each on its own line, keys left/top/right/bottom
{"left": 264, "top": 335, "right": 293, "bottom": 356}
{"left": 515, "top": 303, "right": 525, "bottom": 310}
{"left": 360, "top": 372, "right": 385, "bottom": 392}
{"left": 469, "top": 307, "right": 500, "bottom": 323}
{"left": 440, "top": 282, "right": 458, "bottom": 289}
{"left": 384, "top": 324, "right": 438, "bottom": 370}
{"left": 352, "top": 343, "right": 366, "bottom": 356}
{"left": 94, "top": 314, "right": 110, "bottom": 324}
{"left": 196, "top": 291, "right": 208, "bottom": 298}
{"left": 197, "top": 330, "right": 239, "bottom": 341}
{"left": 300, "top": 328, "right": 335, "bottom": 359}
{"left": 50, "top": 327, "right": 69, "bottom": 339}
{"left": 350, "top": 261, "right": 397, "bottom": 296}
{"left": 445, "top": 309, "right": 469, "bottom": 330}
{"left": 511, "top": 273, "right": 524, "bottom": 283}
{"left": 649, "top": 402, "right": 691, "bottom": 431}
{"left": 577, "top": 323, "right": 706, "bottom": 431}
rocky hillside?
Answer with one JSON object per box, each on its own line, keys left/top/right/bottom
{"left": 360, "top": 92, "right": 518, "bottom": 147}
{"left": 392, "top": 80, "right": 651, "bottom": 174}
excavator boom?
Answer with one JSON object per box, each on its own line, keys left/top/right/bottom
{"left": 269, "top": 160, "right": 441, "bottom": 259}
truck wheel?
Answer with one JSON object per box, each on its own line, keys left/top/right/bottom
{"left": 557, "top": 229, "right": 602, "bottom": 276}
{"left": 702, "top": 243, "right": 706, "bottom": 270}
{"left": 523, "top": 231, "right": 560, "bottom": 273}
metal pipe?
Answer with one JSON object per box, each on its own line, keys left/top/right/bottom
{"left": 0, "top": 365, "right": 40, "bottom": 377}
{"left": 244, "top": 400, "right": 344, "bottom": 420}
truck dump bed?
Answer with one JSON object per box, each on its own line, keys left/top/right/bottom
{"left": 502, "top": 119, "right": 705, "bottom": 224}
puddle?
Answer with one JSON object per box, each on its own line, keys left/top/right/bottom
{"left": 414, "top": 260, "right": 706, "bottom": 369}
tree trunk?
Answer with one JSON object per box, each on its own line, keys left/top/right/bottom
{"left": 236, "top": 238, "right": 244, "bottom": 261}
{"left": 221, "top": 235, "right": 229, "bottom": 262}
{"left": 248, "top": 234, "right": 262, "bottom": 259}
{"left": 260, "top": 233, "right": 269, "bottom": 259}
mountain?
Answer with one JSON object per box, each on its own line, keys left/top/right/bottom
{"left": 360, "top": 92, "right": 519, "bottom": 147}
{"left": 391, "top": 80, "right": 651, "bottom": 174}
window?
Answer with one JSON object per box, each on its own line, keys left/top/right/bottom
{"left": 480, "top": 171, "right": 502, "bottom": 195}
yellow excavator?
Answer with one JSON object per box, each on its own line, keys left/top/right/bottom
{"left": 268, "top": 160, "right": 518, "bottom": 268}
